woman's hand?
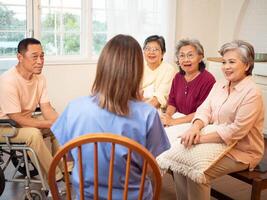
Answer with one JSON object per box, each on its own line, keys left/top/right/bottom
{"left": 160, "top": 113, "right": 175, "bottom": 126}
{"left": 180, "top": 126, "right": 201, "bottom": 148}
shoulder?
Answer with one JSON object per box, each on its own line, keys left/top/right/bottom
{"left": 200, "top": 69, "right": 216, "bottom": 81}
{"left": 0, "top": 67, "right": 17, "bottom": 83}
{"left": 241, "top": 77, "right": 263, "bottom": 97}
{"left": 35, "top": 73, "right": 47, "bottom": 82}
{"left": 173, "top": 71, "right": 183, "bottom": 80}
{"left": 130, "top": 101, "right": 158, "bottom": 120}
{"left": 68, "top": 96, "right": 94, "bottom": 108}
{"left": 160, "top": 62, "right": 177, "bottom": 72}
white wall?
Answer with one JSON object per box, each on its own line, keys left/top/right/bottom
{"left": 175, "top": 0, "right": 247, "bottom": 57}
{"left": 235, "top": 0, "right": 267, "bottom": 53}
{"left": 43, "top": 63, "right": 96, "bottom": 113}
{"left": 218, "top": 0, "right": 246, "bottom": 47}
{"left": 175, "top": 0, "right": 221, "bottom": 57}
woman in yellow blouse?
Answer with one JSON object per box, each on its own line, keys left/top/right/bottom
{"left": 142, "top": 35, "right": 177, "bottom": 109}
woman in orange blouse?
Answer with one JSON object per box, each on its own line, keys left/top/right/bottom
{"left": 174, "top": 40, "right": 265, "bottom": 200}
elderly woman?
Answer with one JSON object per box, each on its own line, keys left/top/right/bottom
{"left": 142, "top": 35, "right": 177, "bottom": 109}
{"left": 161, "top": 39, "right": 215, "bottom": 126}
{"left": 174, "top": 40, "right": 265, "bottom": 200}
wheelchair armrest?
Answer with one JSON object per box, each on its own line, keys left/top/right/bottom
{"left": 0, "top": 119, "right": 20, "bottom": 128}
{"left": 0, "top": 119, "right": 20, "bottom": 137}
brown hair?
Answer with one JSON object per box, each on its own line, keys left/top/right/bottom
{"left": 91, "top": 34, "right": 144, "bottom": 116}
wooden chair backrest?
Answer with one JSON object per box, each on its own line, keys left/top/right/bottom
{"left": 48, "top": 133, "right": 162, "bottom": 200}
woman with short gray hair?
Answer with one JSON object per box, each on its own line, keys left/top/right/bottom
{"left": 219, "top": 40, "right": 254, "bottom": 75}
{"left": 174, "top": 40, "right": 264, "bottom": 200}
{"left": 161, "top": 39, "right": 215, "bottom": 126}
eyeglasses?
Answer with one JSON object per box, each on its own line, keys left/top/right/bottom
{"left": 144, "top": 46, "right": 161, "bottom": 53}
{"left": 178, "top": 53, "right": 196, "bottom": 60}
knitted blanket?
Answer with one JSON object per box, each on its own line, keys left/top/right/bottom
{"left": 157, "top": 123, "right": 234, "bottom": 183}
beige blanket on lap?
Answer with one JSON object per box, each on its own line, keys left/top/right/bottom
{"left": 157, "top": 114, "right": 235, "bottom": 183}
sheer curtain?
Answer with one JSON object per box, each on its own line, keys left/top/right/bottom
{"left": 104, "top": 0, "right": 177, "bottom": 62}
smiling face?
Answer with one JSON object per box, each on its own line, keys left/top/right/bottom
{"left": 221, "top": 50, "right": 249, "bottom": 87}
{"left": 17, "top": 44, "right": 44, "bottom": 78}
{"left": 143, "top": 41, "right": 164, "bottom": 69}
{"left": 178, "top": 45, "right": 203, "bottom": 75}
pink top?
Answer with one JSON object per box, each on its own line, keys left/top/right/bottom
{"left": 194, "top": 76, "right": 265, "bottom": 169}
{"left": 0, "top": 67, "right": 49, "bottom": 119}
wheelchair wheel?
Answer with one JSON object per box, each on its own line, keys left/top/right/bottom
{"left": 0, "top": 167, "right": 5, "bottom": 196}
{"left": 11, "top": 150, "right": 39, "bottom": 177}
{"left": 24, "top": 190, "right": 43, "bottom": 200}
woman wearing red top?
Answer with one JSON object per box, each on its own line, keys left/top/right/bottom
{"left": 161, "top": 39, "right": 215, "bottom": 126}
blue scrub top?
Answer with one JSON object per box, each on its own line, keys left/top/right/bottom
{"left": 51, "top": 96, "right": 170, "bottom": 200}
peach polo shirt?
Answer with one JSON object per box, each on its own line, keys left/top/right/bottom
{"left": 0, "top": 67, "right": 49, "bottom": 119}
{"left": 194, "top": 76, "right": 265, "bottom": 169}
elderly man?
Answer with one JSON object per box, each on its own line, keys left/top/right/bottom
{"left": 0, "top": 38, "right": 63, "bottom": 182}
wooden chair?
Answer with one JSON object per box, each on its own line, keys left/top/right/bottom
{"left": 48, "top": 133, "right": 162, "bottom": 200}
{"left": 211, "top": 136, "right": 267, "bottom": 200}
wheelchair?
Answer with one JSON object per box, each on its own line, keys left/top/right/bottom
{"left": 0, "top": 116, "right": 49, "bottom": 200}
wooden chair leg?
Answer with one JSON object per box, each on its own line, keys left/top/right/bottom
{"left": 251, "top": 180, "right": 262, "bottom": 200}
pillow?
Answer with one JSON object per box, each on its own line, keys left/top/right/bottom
{"left": 156, "top": 124, "right": 235, "bottom": 183}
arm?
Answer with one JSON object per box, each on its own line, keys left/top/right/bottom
{"left": 40, "top": 102, "right": 58, "bottom": 122}
{"left": 198, "top": 132, "right": 224, "bottom": 144}
{"left": 8, "top": 112, "right": 54, "bottom": 129}
{"left": 165, "top": 105, "right": 176, "bottom": 116}
{"left": 161, "top": 111, "right": 195, "bottom": 126}
{"left": 180, "top": 119, "right": 204, "bottom": 148}
{"left": 146, "top": 111, "right": 170, "bottom": 156}
{"left": 215, "top": 90, "right": 263, "bottom": 145}
{"left": 146, "top": 96, "right": 161, "bottom": 108}
{"left": 152, "top": 64, "right": 177, "bottom": 108}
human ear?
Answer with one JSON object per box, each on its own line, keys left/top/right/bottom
{"left": 17, "top": 53, "right": 23, "bottom": 63}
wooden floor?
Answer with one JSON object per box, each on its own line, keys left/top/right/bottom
{"left": 160, "top": 173, "right": 267, "bottom": 200}
{"left": 1, "top": 165, "right": 267, "bottom": 199}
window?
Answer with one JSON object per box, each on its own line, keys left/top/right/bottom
{"left": 0, "top": 0, "right": 176, "bottom": 72}
{"left": 0, "top": 0, "right": 27, "bottom": 56}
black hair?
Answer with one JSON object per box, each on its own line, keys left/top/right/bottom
{"left": 17, "top": 38, "right": 41, "bottom": 54}
{"left": 143, "top": 35, "right": 166, "bottom": 54}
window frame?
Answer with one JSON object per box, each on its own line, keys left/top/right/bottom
{"left": 0, "top": 0, "right": 97, "bottom": 65}
{"left": 0, "top": 0, "right": 177, "bottom": 67}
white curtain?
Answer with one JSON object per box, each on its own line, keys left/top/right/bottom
{"left": 105, "top": 0, "right": 177, "bottom": 62}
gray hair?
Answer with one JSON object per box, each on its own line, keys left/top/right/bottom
{"left": 219, "top": 40, "right": 255, "bottom": 75}
{"left": 176, "top": 39, "right": 205, "bottom": 74}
